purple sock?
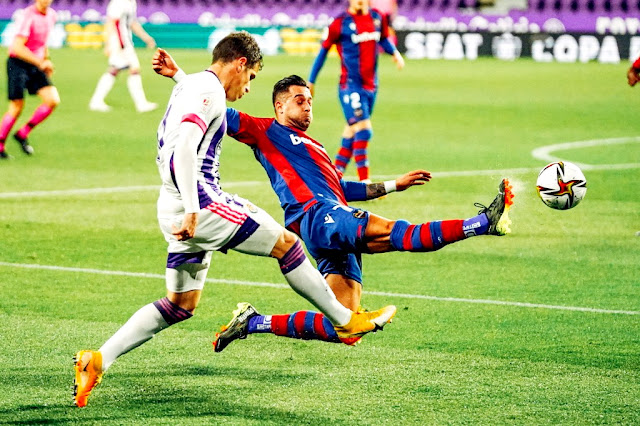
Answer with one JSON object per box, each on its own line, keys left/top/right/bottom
{"left": 462, "top": 213, "right": 489, "bottom": 236}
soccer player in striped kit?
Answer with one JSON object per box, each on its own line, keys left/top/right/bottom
{"left": 308, "top": 0, "right": 405, "bottom": 182}
{"left": 88, "top": 0, "right": 157, "bottom": 113}
{"left": 72, "top": 34, "right": 396, "bottom": 408}
{"left": 210, "top": 75, "right": 513, "bottom": 351}
{"left": 0, "top": 0, "right": 59, "bottom": 159}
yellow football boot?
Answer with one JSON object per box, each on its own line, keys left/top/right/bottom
{"left": 73, "top": 350, "right": 103, "bottom": 407}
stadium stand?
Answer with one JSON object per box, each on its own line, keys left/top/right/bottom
{"left": 1, "top": 0, "right": 638, "bottom": 33}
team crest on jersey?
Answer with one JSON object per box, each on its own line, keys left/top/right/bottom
{"left": 245, "top": 202, "right": 258, "bottom": 213}
{"left": 200, "top": 96, "right": 212, "bottom": 114}
{"left": 352, "top": 209, "right": 366, "bottom": 219}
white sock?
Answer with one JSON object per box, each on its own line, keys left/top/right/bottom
{"left": 283, "top": 258, "right": 352, "bottom": 326}
{"left": 90, "top": 73, "right": 115, "bottom": 105}
{"left": 99, "top": 303, "right": 169, "bottom": 371}
{"left": 127, "top": 74, "right": 150, "bottom": 110}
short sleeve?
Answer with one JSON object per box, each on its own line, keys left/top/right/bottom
{"left": 15, "top": 11, "right": 34, "bottom": 39}
{"left": 379, "top": 11, "right": 390, "bottom": 39}
{"left": 226, "top": 108, "right": 272, "bottom": 146}
{"left": 321, "top": 18, "right": 342, "bottom": 50}
{"left": 106, "top": 0, "right": 123, "bottom": 19}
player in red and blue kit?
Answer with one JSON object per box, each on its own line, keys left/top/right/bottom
{"left": 308, "top": 0, "right": 404, "bottom": 182}
{"left": 210, "top": 75, "right": 515, "bottom": 351}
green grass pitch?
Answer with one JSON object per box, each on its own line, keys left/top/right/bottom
{"left": 0, "top": 48, "right": 639, "bottom": 424}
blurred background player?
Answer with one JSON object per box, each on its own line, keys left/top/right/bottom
{"left": 308, "top": 0, "right": 404, "bottom": 182}
{"left": 73, "top": 35, "right": 396, "bottom": 408}
{"left": 627, "top": 56, "right": 640, "bottom": 87}
{"left": 0, "top": 0, "right": 59, "bottom": 159}
{"left": 88, "top": 0, "right": 157, "bottom": 113}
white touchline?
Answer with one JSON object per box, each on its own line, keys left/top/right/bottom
{"left": 531, "top": 136, "right": 640, "bottom": 169}
{"left": 0, "top": 181, "right": 261, "bottom": 199}
{"left": 2, "top": 134, "right": 640, "bottom": 199}
{"left": 0, "top": 262, "right": 637, "bottom": 316}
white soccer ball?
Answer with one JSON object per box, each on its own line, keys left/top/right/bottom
{"left": 536, "top": 161, "right": 587, "bottom": 210}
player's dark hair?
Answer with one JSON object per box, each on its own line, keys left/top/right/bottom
{"left": 211, "top": 31, "right": 263, "bottom": 70}
{"left": 272, "top": 75, "right": 308, "bottom": 105}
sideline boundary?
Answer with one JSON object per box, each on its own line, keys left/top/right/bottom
{"left": 1, "top": 261, "right": 637, "bottom": 316}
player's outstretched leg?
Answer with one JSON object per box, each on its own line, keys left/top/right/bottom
{"left": 73, "top": 295, "right": 193, "bottom": 407}
{"left": 388, "top": 178, "right": 514, "bottom": 252}
{"left": 213, "top": 304, "right": 395, "bottom": 352}
{"left": 73, "top": 350, "right": 104, "bottom": 408}
{"left": 274, "top": 239, "right": 396, "bottom": 339}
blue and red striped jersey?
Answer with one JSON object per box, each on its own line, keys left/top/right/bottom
{"left": 226, "top": 108, "right": 367, "bottom": 226}
{"left": 321, "top": 9, "right": 392, "bottom": 91}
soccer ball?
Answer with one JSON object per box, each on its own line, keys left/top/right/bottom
{"left": 536, "top": 161, "right": 587, "bottom": 210}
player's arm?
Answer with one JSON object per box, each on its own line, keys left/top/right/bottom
{"left": 378, "top": 14, "right": 405, "bottom": 70}
{"left": 10, "top": 36, "right": 51, "bottom": 72}
{"left": 171, "top": 120, "right": 201, "bottom": 240}
{"left": 171, "top": 94, "right": 219, "bottom": 240}
{"left": 131, "top": 20, "right": 156, "bottom": 49}
{"left": 152, "top": 48, "right": 186, "bottom": 82}
{"left": 628, "top": 57, "right": 640, "bottom": 87}
{"left": 308, "top": 19, "right": 341, "bottom": 96}
{"left": 226, "top": 107, "right": 268, "bottom": 146}
{"left": 342, "top": 170, "right": 431, "bottom": 201}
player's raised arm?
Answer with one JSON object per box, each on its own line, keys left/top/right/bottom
{"left": 152, "top": 48, "right": 185, "bottom": 82}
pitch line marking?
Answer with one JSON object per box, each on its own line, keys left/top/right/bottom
{"left": 0, "top": 262, "right": 637, "bottom": 316}
{"left": 1, "top": 136, "right": 639, "bottom": 200}
{"left": 531, "top": 135, "right": 640, "bottom": 170}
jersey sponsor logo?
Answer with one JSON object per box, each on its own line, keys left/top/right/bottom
{"left": 289, "top": 133, "right": 313, "bottom": 146}
{"left": 324, "top": 214, "right": 335, "bottom": 224}
{"left": 351, "top": 31, "right": 381, "bottom": 44}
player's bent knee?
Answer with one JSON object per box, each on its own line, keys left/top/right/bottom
{"left": 270, "top": 228, "right": 299, "bottom": 259}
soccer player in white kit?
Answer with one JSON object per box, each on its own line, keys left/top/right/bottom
{"left": 73, "top": 32, "right": 396, "bottom": 408}
{"left": 88, "top": 0, "right": 157, "bottom": 113}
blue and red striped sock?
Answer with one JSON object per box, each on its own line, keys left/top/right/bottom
{"left": 389, "top": 214, "right": 488, "bottom": 252}
{"left": 353, "top": 128, "right": 372, "bottom": 181}
{"left": 248, "top": 311, "right": 340, "bottom": 343}
{"left": 335, "top": 137, "right": 354, "bottom": 172}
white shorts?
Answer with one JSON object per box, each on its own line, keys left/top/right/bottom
{"left": 158, "top": 187, "right": 283, "bottom": 293}
{"left": 108, "top": 44, "right": 140, "bottom": 70}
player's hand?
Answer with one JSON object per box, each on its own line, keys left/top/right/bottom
{"left": 308, "top": 82, "right": 315, "bottom": 97}
{"left": 393, "top": 51, "right": 405, "bottom": 70}
{"left": 152, "top": 48, "right": 179, "bottom": 78}
{"left": 395, "top": 170, "right": 431, "bottom": 191}
{"left": 627, "top": 67, "right": 639, "bottom": 87}
{"left": 40, "top": 59, "right": 54, "bottom": 75}
{"left": 172, "top": 212, "right": 198, "bottom": 241}
{"left": 103, "top": 45, "right": 111, "bottom": 57}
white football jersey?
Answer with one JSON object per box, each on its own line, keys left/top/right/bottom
{"left": 156, "top": 70, "right": 227, "bottom": 211}
{"left": 106, "top": 0, "right": 137, "bottom": 49}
